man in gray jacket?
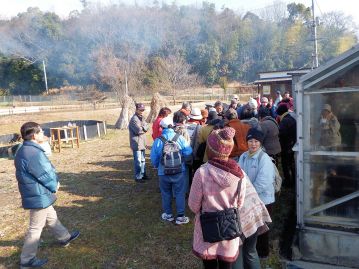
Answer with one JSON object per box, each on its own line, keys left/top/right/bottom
{"left": 258, "top": 107, "right": 281, "bottom": 164}
{"left": 129, "top": 103, "right": 149, "bottom": 183}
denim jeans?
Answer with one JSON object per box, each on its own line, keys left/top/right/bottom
{"left": 233, "top": 233, "right": 260, "bottom": 269}
{"left": 159, "top": 173, "right": 186, "bottom": 216}
{"left": 133, "top": 150, "right": 146, "bottom": 180}
{"left": 202, "top": 259, "right": 233, "bottom": 269}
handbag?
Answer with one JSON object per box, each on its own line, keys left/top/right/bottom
{"left": 200, "top": 180, "right": 243, "bottom": 243}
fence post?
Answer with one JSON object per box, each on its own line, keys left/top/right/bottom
{"left": 103, "top": 121, "right": 107, "bottom": 135}
{"left": 83, "top": 125, "right": 88, "bottom": 140}
{"left": 97, "top": 123, "right": 101, "bottom": 137}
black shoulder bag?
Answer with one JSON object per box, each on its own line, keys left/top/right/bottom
{"left": 200, "top": 180, "right": 243, "bottom": 243}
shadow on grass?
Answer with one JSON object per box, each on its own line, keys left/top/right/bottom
{"left": 105, "top": 124, "right": 117, "bottom": 130}
{"left": 2, "top": 154, "right": 200, "bottom": 269}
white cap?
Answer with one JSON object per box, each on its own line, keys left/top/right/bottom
{"left": 248, "top": 97, "right": 258, "bottom": 109}
{"left": 189, "top": 107, "right": 202, "bottom": 120}
{"left": 233, "top": 94, "right": 239, "bottom": 100}
{"left": 160, "top": 117, "right": 173, "bottom": 128}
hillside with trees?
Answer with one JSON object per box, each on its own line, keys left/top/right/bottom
{"left": 0, "top": 1, "right": 357, "bottom": 96}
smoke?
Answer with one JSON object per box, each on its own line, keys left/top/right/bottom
{"left": 0, "top": 2, "right": 202, "bottom": 88}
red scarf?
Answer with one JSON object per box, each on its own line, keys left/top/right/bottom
{"left": 208, "top": 158, "right": 244, "bottom": 179}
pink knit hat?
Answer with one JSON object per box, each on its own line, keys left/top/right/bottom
{"left": 207, "top": 127, "right": 235, "bottom": 159}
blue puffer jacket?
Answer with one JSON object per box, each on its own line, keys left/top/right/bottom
{"left": 238, "top": 148, "right": 275, "bottom": 205}
{"left": 15, "top": 141, "right": 58, "bottom": 209}
{"left": 150, "top": 128, "right": 193, "bottom": 176}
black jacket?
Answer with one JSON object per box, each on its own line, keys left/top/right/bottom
{"left": 278, "top": 113, "right": 296, "bottom": 153}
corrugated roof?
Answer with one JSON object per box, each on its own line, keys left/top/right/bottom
{"left": 257, "top": 68, "right": 311, "bottom": 74}
{"left": 300, "top": 44, "right": 359, "bottom": 89}
{"left": 254, "top": 77, "right": 292, "bottom": 84}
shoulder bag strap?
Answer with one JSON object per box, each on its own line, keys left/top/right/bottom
{"left": 253, "top": 150, "right": 265, "bottom": 181}
{"left": 159, "top": 136, "right": 167, "bottom": 143}
{"left": 236, "top": 178, "right": 242, "bottom": 208}
{"left": 172, "top": 133, "right": 180, "bottom": 142}
{"left": 267, "top": 117, "right": 279, "bottom": 128}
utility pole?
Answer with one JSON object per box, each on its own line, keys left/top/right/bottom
{"left": 311, "top": 0, "right": 319, "bottom": 68}
{"left": 42, "top": 60, "right": 49, "bottom": 94}
{"left": 125, "top": 69, "right": 128, "bottom": 96}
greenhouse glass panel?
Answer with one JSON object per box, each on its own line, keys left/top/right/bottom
{"left": 303, "top": 146, "right": 359, "bottom": 226}
{"left": 303, "top": 91, "right": 359, "bottom": 152}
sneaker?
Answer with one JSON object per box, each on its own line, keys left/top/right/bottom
{"left": 135, "top": 179, "right": 146, "bottom": 183}
{"left": 175, "top": 216, "right": 189, "bottom": 225}
{"left": 161, "top": 213, "right": 174, "bottom": 222}
{"left": 20, "top": 257, "right": 48, "bottom": 268}
{"left": 60, "top": 230, "right": 80, "bottom": 247}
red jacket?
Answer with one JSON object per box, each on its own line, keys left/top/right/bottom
{"left": 152, "top": 116, "right": 163, "bottom": 140}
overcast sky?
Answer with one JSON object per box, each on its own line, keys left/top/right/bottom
{"left": 0, "top": 0, "right": 358, "bottom": 25}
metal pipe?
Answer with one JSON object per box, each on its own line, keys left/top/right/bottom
{"left": 312, "top": 0, "right": 319, "bottom": 68}
{"left": 42, "top": 60, "right": 49, "bottom": 94}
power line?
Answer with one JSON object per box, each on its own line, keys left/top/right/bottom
{"left": 314, "top": 0, "right": 323, "bottom": 17}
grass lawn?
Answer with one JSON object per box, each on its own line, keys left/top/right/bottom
{"left": 0, "top": 107, "right": 294, "bottom": 268}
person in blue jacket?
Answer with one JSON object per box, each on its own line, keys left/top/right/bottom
{"left": 15, "top": 122, "right": 79, "bottom": 268}
{"left": 150, "top": 117, "right": 193, "bottom": 225}
{"left": 237, "top": 127, "right": 275, "bottom": 267}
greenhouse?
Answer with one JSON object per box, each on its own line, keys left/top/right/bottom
{"left": 295, "top": 45, "right": 359, "bottom": 267}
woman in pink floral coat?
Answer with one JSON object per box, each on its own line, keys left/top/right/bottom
{"left": 189, "top": 127, "right": 271, "bottom": 269}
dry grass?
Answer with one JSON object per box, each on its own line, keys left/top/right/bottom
{"left": 0, "top": 108, "right": 201, "bottom": 269}
{"left": 0, "top": 106, "right": 292, "bottom": 269}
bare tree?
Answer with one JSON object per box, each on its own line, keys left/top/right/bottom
{"left": 93, "top": 46, "right": 134, "bottom": 128}
{"left": 93, "top": 45, "right": 147, "bottom": 128}
{"left": 77, "top": 85, "right": 107, "bottom": 110}
{"left": 258, "top": 1, "right": 287, "bottom": 22}
{"left": 159, "top": 54, "right": 200, "bottom": 104}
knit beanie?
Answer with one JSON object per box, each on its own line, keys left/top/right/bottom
{"left": 207, "top": 127, "right": 235, "bottom": 160}
{"left": 246, "top": 128, "right": 264, "bottom": 144}
{"left": 276, "top": 103, "right": 288, "bottom": 116}
{"left": 248, "top": 97, "right": 258, "bottom": 109}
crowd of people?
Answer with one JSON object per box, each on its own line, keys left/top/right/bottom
{"left": 12, "top": 89, "right": 342, "bottom": 268}
{"left": 128, "top": 91, "right": 298, "bottom": 268}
